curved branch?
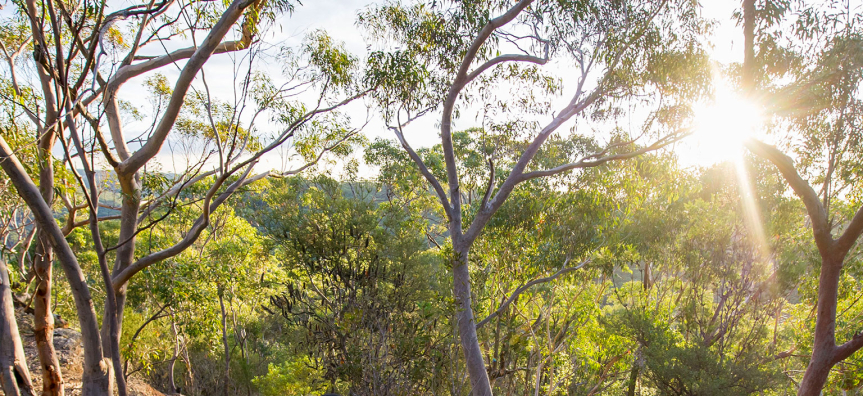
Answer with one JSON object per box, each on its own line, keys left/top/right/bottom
{"left": 391, "top": 124, "right": 453, "bottom": 221}
{"left": 111, "top": 165, "right": 256, "bottom": 289}
{"left": 109, "top": 38, "right": 254, "bottom": 89}
{"left": 440, "top": 0, "right": 534, "bottom": 235}
{"left": 0, "top": 135, "right": 106, "bottom": 373}
{"left": 479, "top": 158, "right": 494, "bottom": 210}
{"left": 833, "top": 331, "right": 863, "bottom": 364}
{"left": 475, "top": 258, "right": 589, "bottom": 330}
{"left": 465, "top": 52, "right": 548, "bottom": 85}
{"left": 518, "top": 129, "right": 689, "bottom": 182}
{"left": 119, "top": 0, "right": 261, "bottom": 174}
{"left": 70, "top": 215, "right": 123, "bottom": 231}
{"left": 744, "top": 139, "right": 833, "bottom": 252}
{"left": 835, "top": 205, "right": 863, "bottom": 256}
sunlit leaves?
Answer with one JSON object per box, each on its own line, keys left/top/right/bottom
{"left": 253, "top": 357, "right": 330, "bottom": 396}
{"left": 304, "top": 30, "right": 357, "bottom": 89}
{"left": 250, "top": 176, "right": 451, "bottom": 394}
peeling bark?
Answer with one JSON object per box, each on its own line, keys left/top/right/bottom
{"left": 33, "top": 127, "right": 64, "bottom": 395}
{"left": 33, "top": 239, "right": 63, "bottom": 396}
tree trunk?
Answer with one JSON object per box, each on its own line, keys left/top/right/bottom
{"left": 453, "top": 246, "right": 492, "bottom": 396}
{"left": 0, "top": 258, "right": 34, "bottom": 396}
{"left": 33, "top": 238, "right": 63, "bottom": 396}
{"left": 798, "top": 350, "right": 833, "bottom": 396}
{"left": 797, "top": 255, "right": 843, "bottom": 396}
{"left": 34, "top": 136, "right": 64, "bottom": 396}
{"left": 0, "top": 136, "right": 111, "bottom": 396}
{"left": 168, "top": 310, "right": 180, "bottom": 394}
{"left": 101, "top": 172, "right": 141, "bottom": 395}
{"left": 626, "top": 347, "right": 643, "bottom": 396}
{"left": 219, "top": 292, "right": 231, "bottom": 396}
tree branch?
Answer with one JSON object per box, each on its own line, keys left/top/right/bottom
{"left": 833, "top": 331, "right": 863, "bottom": 364}
{"left": 71, "top": 215, "right": 123, "bottom": 230}
{"left": 835, "top": 205, "right": 863, "bottom": 257}
{"left": 111, "top": 164, "right": 256, "bottom": 289}
{"left": 518, "top": 130, "right": 689, "bottom": 182}
{"left": 440, "top": 0, "right": 534, "bottom": 237}
{"left": 480, "top": 158, "right": 495, "bottom": 210}
{"left": 0, "top": 134, "right": 106, "bottom": 370}
{"left": 475, "top": 258, "right": 589, "bottom": 330}
{"left": 119, "top": 0, "right": 260, "bottom": 174}
{"left": 465, "top": 52, "right": 548, "bottom": 85}
{"left": 744, "top": 139, "right": 833, "bottom": 253}
{"left": 390, "top": 123, "right": 453, "bottom": 221}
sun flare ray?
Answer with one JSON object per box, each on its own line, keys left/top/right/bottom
{"left": 693, "top": 78, "right": 772, "bottom": 261}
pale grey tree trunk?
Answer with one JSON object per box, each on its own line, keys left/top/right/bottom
{"left": 452, "top": 246, "right": 492, "bottom": 396}
{"left": 100, "top": 172, "right": 141, "bottom": 396}
{"left": 168, "top": 309, "right": 180, "bottom": 394}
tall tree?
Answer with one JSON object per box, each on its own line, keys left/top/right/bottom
{"left": 362, "top": 0, "right": 710, "bottom": 392}
{"left": 739, "top": 0, "right": 863, "bottom": 393}
{"left": 0, "top": 131, "right": 36, "bottom": 396}
{"left": 0, "top": 0, "right": 368, "bottom": 394}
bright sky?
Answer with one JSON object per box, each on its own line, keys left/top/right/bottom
{"left": 277, "top": 0, "right": 751, "bottom": 172}
{"left": 0, "top": 1, "right": 754, "bottom": 175}
{"left": 261, "top": 0, "right": 752, "bottom": 173}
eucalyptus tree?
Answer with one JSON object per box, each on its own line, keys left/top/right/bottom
{"left": 361, "top": 0, "right": 709, "bottom": 392}
{"left": 0, "top": 75, "right": 47, "bottom": 396}
{"left": 0, "top": 0, "right": 368, "bottom": 394}
{"left": 118, "top": 204, "right": 276, "bottom": 395}
{"left": 736, "top": 0, "right": 863, "bottom": 393}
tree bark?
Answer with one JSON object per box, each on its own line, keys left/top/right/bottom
{"left": 0, "top": 258, "right": 34, "bottom": 396}
{"left": 626, "top": 347, "right": 643, "bottom": 396}
{"left": 0, "top": 136, "right": 111, "bottom": 396}
{"left": 100, "top": 156, "right": 141, "bottom": 396}
{"left": 33, "top": 131, "right": 64, "bottom": 396}
{"left": 168, "top": 309, "right": 179, "bottom": 394}
{"left": 797, "top": 255, "right": 843, "bottom": 395}
{"left": 453, "top": 246, "right": 492, "bottom": 396}
{"left": 33, "top": 239, "right": 63, "bottom": 396}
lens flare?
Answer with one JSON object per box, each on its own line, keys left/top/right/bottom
{"left": 691, "top": 78, "right": 771, "bottom": 262}
{"left": 691, "top": 82, "right": 763, "bottom": 164}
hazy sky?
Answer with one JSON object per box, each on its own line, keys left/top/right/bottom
{"left": 0, "top": 1, "right": 753, "bottom": 174}
{"left": 255, "top": 1, "right": 751, "bottom": 172}
{"left": 262, "top": 1, "right": 750, "bottom": 171}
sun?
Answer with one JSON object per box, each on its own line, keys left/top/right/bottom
{"left": 686, "top": 80, "right": 763, "bottom": 166}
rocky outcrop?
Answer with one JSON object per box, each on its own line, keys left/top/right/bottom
{"left": 51, "top": 328, "right": 81, "bottom": 366}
